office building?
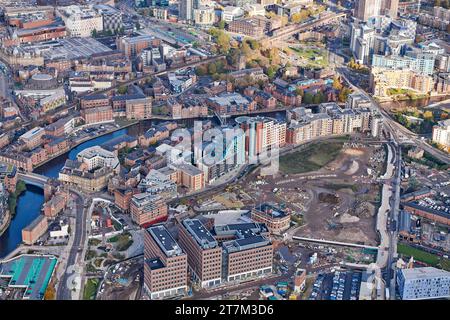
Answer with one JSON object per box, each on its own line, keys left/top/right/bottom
{"left": 94, "top": 4, "right": 123, "bottom": 33}
{"left": 381, "top": 0, "right": 399, "bottom": 18}
{"left": 179, "top": 0, "right": 194, "bottom": 22}
{"left": 58, "top": 5, "right": 103, "bottom": 37}
{"left": 397, "top": 267, "right": 450, "bottom": 300}
{"left": 178, "top": 219, "right": 222, "bottom": 288}
{"left": 218, "top": 223, "right": 273, "bottom": 282}
{"left": 144, "top": 225, "right": 188, "bottom": 299}
{"left": 130, "top": 193, "right": 168, "bottom": 226}
{"left": 251, "top": 203, "right": 291, "bottom": 235}
{"left": 354, "top": 0, "right": 381, "bottom": 22}
{"left": 19, "top": 127, "right": 45, "bottom": 150}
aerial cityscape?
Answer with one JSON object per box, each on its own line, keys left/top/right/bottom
{"left": 0, "top": 0, "right": 449, "bottom": 303}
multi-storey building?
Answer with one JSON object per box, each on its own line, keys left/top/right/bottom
{"left": 235, "top": 116, "right": 286, "bottom": 161}
{"left": 117, "top": 35, "right": 159, "bottom": 58}
{"left": 80, "top": 94, "right": 110, "bottom": 109}
{"left": 58, "top": 5, "right": 103, "bottom": 37}
{"left": 94, "top": 4, "right": 123, "bottom": 33}
{"left": 143, "top": 225, "right": 188, "bottom": 299}
{"left": 82, "top": 106, "right": 113, "bottom": 125}
{"left": 372, "top": 51, "right": 435, "bottom": 76}
{"left": 217, "top": 223, "right": 273, "bottom": 282}
{"left": 251, "top": 203, "right": 291, "bottom": 235}
{"left": 178, "top": 219, "right": 222, "bottom": 288}
{"left": 130, "top": 193, "right": 168, "bottom": 226}
{"left": 19, "top": 127, "right": 45, "bottom": 150}
{"left": 397, "top": 267, "right": 450, "bottom": 300}
{"left": 171, "top": 162, "right": 205, "bottom": 192}
{"left": 381, "top": 0, "right": 399, "bottom": 17}
{"left": 355, "top": 0, "right": 381, "bottom": 22}
{"left": 59, "top": 160, "right": 114, "bottom": 193}
{"left": 126, "top": 97, "right": 152, "bottom": 120}
{"left": 193, "top": 6, "right": 215, "bottom": 28}
{"left": 432, "top": 119, "right": 450, "bottom": 151}
{"left": 22, "top": 215, "right": 48, "bottom": 245}
{"left": 227, "top": 17, "right": 265, "bottom": 38}
{"left": 206, "top": 93, "right": 257, "bottom": 114}
{"left": 138, "top": 169, "right": 177, "bottom": 200}
{"left": 370, "top": 67, "right": 434, "bottom": 97}
{"left": 77, "top": 146, "right": 120, "bottom": 172}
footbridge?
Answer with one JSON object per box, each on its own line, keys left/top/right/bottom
{"left": 292, "top": 236, "right": 379, "bottom": 250}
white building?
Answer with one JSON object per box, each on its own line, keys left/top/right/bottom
{"left": 194, "top": 5, "right": 215, "bottom": 27}
{"left": 77, "top": 146, "right": 120, "bottom": 172}
{"left": 222, "top": 6, "right": 245, "bottom": 22}
{"left": 58, "top": 5, "right": 103, "bottom": 37}
{"left": 243, "top": 3, "right": 266, "bottom": 17}
{"left": 432, "top": 119, "right": 450, "bottom": 150}
{"left": 397, "top": 267, "right": 450, "bottom": 300}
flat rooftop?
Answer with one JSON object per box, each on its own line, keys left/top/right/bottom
{"left": 400, "top": 267, "right": 450, "bottom": 280}
{"left": 182, "top": 219, "right": 218, "bottom": 250}
{"left": 0, "top": 254, "right": 57, "bottom": 300}
{"left": 146, "top": 257, "right": 165, "bottom": 270}
{"left": 254, "top": 203, "right": 288, "bottom": 218}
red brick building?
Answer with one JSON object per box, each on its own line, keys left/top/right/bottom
{"left": 143, "top": 225, "right": 188, "bottom": 299}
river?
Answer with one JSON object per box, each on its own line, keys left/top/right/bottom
{"left": 0, "top": 112, "right": 288, "bottom": 258}
{"left": 0, "top": 185, "right": 44, "bottom": 258}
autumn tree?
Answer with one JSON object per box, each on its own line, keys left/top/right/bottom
{"left": 423, "top": 110, "right": 434, "bottom": 120}
{"left": 332, "top": 76, "right": 343, "bottom": 91}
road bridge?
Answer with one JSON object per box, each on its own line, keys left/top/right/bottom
{"left": 18, "top": 172, "right": 49, "bottom": 188}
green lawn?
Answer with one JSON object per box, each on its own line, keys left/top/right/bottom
{"left": 397, "top": 243, "right": 450, "bottom": 271}
{"left": 289, "top": 46, "right": 328, "bottom": 68}
{"left": 279, "top": 137, "right": 347, "bottom": 174}
{"left": 83, "top": 278, "right": 100, "bottom": 300}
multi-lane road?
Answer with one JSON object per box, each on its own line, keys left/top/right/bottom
{"left": 56, "top": 190, "right": 88, "bottom": 300}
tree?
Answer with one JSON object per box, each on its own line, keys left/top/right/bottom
{"left": 241, "top": 40, "right": 253, "bottom": 57}
{"left": 303, "top": 92, "right": 314, "bottom": 104}
{"left": 117, "top": 85, "right": 128, "bottom": 95}
{"left": 313, "top": 92, "right": 325, "bottom": 104}
{"left": 91, "top": 29, "right": 97, "bottom": 38}
{"left": 423, "top": 110, "right": 433, "bottom": 120}
{"left": 44, "top": 285, "right": 56, "bottom": 300}
{"left": 295, "top": 87, "right": 304, "bottom": 96}
{"left": 196, "top": 65, "right": 207, "bottom": 76}
{"left": 332, "top": 76, "right": 343, "bottom": 91}
{"left": 266, "top": 65, "right": 278, "bottom": 79}
{"left": 218, "top": 20, "right": 225, "bottom": 29}
{"left": 216, "top": 32, "right": 231, "bottom": 54}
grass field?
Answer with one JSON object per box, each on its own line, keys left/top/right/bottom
{"left": 397, "top": 243, "right": 450, "bottom": 271}
{"left": 83, "top": 278, "right": 100, "bottom": 300}
{"left": 279, "top": 137, "right": 347, "bottom": 174}
{"left": 289, "top": 46, "right": 328, "bottom": 68}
